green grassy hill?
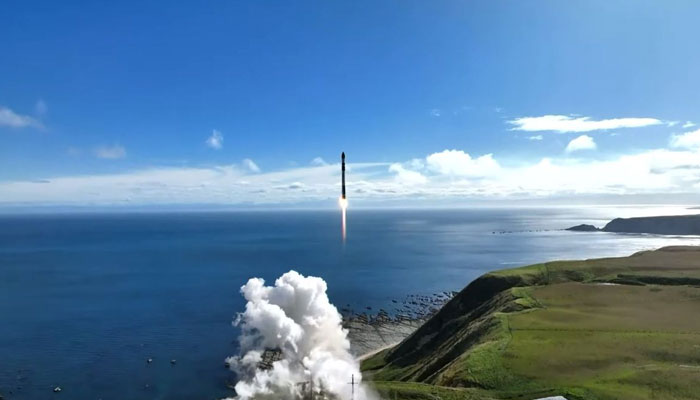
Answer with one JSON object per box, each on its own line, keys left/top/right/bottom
{"left": 362, "top": 246, "right": 700, "bottom": 400}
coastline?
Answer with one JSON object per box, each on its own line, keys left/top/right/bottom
{"left": 343, "top": 292, "right": 455, "bottom": 358}
{"left": 362, "top": 246, "right": 700, "bottom": 400}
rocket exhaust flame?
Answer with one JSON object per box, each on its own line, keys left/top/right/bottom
{"left": 339, "top": 197, "right": 347, "bottom": 241}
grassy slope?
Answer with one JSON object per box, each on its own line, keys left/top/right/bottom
{"left": 362, "top": 246, "right": 700, "bottom": 400}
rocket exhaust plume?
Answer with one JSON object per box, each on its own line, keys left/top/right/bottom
{"left": 225, "top": 271, "right": 377, "bottom": 400}
{"left": 339, "top": 152, "right": 348, "bottom": 241}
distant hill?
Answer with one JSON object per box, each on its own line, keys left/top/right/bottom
{"left": 362, "top": 246, "right": 700, "bottom": 400}
{"left": 566, "top": 224, "right": 599, "bottom": 232}
{"left": 603, "top": 214, "right": 700, "bottom": 235}
{"left": 565, "top": 214, "right": 700, "bottom": 235}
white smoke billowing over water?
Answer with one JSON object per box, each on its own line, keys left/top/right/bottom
{"left": 225, "top": 271, "right": 376, "bottom": 400}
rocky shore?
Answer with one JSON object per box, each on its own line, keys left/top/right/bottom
{"left": 342, "top": 291, "right": 456, "bottom": 357}
{"left": 243, "top": 290, "right": 456, "bottom": 377}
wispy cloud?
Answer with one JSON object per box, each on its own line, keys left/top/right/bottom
{"left": 5, "top": 146, "right": 700, "bottom": 206}
{"left": 311, "top": 157, "right": 328, "bottom": 166}
{"left": 429, "top": 109, "right": 441, "bottom": 117}
{"left": 527, "top": 135, "right": 543, "bottom": 141}
{"left": 242, "top": 158, "right": 261, "bottom": 173}
{"left": 683, "top": 121, "right": 696, "bottom": 129}
{"left": 280, "top": 182, "right": 305, "bottom": 190}
{"left": 670, "top": 128, "right": 700, "bottom": 150}
{"left": 508, "top": 115, "right": 662, "bottom": 133}
{"left": 565, "top": 135, "right": 597, "bottom": 153}
{"left": 0, "top": 163, "right": 389, "bottom": 206}
{"left": 0, "top": 106, "right": 43, "bottom": 129}
{"left": 94, "top": 144, "right": 126, "bottom": 159}
{"left": 206, "top": 129, "right": 223, "bottom": 149}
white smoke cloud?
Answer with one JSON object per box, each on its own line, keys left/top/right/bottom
{"left": 225, "top": 271, "right": 376, "bottom": 400}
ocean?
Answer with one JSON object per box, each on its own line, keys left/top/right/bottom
{"left": 1, "top": 206, "right": 699, "bottom": 399}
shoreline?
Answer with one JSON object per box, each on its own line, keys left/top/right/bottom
{"left": 342, "top": 291, "right": 455, "bottom": 358}
{"left": 362, "top": 246, "right": 700, "bottom": 400}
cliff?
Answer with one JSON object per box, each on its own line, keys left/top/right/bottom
{"left": 363, "top": 246, "right": 700, "bottom": 400}
{"left": 602, "top": 214, "right": 700, "bottom": 235}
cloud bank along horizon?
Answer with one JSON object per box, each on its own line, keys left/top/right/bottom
{"left": 2, "top": 114, "right": 700, "bottom": 206}
{"left": 225, "top": 271, "right": 377, "bottom": 400}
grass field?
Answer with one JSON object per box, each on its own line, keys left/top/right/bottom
{"left": 362, "top": 247, "right": 700, "bottom": 400}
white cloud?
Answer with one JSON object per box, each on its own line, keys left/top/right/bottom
{"left": 425, "top": 149, "right": 499, "bottom": 177}
{"left": 94, "top": 144, "right": 126, "bottom": 159}
{"left": 0, "top": 162, "right": 391, "bottom": 206}
{"left": 429, "top": 109, "right": 441, "bottom": 117}
{"left": 0, "top": 106, "right": 43, "bottom": 129}
{"left": 508, "top": 115, "right": 662, "bottom": 133}
{"left": 311, "top": 157, "right": 328, "bottom": 166}
{"left": 670, "top": 128, "right": 700, "bottom": 150}
{"left": 565, "top": 135, "right": 597, "bottom": 153}
{"left": 388, "top": 163, "right": 427, "bottom": 185}
{"left": 408, "top": 158, "right": 425, "bottom": 170}
{"left": 242, "top": 158, "right": 261, "bottom": 173}
{"left": 528, "top": 135, "right": 543, "bottom": 141}
{"left": 6, "top": 145, "right": 700, "bottom": 206}
{"left": 206, "top": 129, "right": 223, "bottom": 149}
{"left": 683, "top": 121, "right": 696, "bottom": 129}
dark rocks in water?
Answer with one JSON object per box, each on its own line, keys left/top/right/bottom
{"left": 170, "top": 359, "right": 176, "bottom": 365}
{"left": 53, "top": 386, "right": 62, "bottom": 393}
{"left": 566, "top": 224, "right": 600, "bottom": 232}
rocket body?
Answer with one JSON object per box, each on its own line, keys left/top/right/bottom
{"left": 341, "top": 152, "right": 346, "bottom": 199}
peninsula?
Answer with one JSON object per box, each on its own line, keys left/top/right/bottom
{"left": 567, "top": 214, "right": 700, "bottom": 235}
{"left": 362, "top": 246, "right": 700, "bottom": 400}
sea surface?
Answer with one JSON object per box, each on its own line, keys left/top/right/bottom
{"left": 1, "top": 206, "right": 700, "bottom": 399}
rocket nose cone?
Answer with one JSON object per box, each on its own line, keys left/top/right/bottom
{"left": 342, "top": 152, "right": 345, "bottom": 158}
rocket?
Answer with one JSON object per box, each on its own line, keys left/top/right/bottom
{"left": 341, "top": 152, "right": 346, "bottom": 199}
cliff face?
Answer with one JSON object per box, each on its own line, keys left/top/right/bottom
{"left": 363, "top": 247, "right": 700, "bottom": 400}
{"left": 602, "top": 214, "right": 700, "bottom": 235}
{"left": 380, "top": 274, "right": 529, "bottom": 382}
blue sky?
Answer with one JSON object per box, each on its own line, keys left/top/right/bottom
{"left": 2, "top": 1, "right": 700, "bottom": 207}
